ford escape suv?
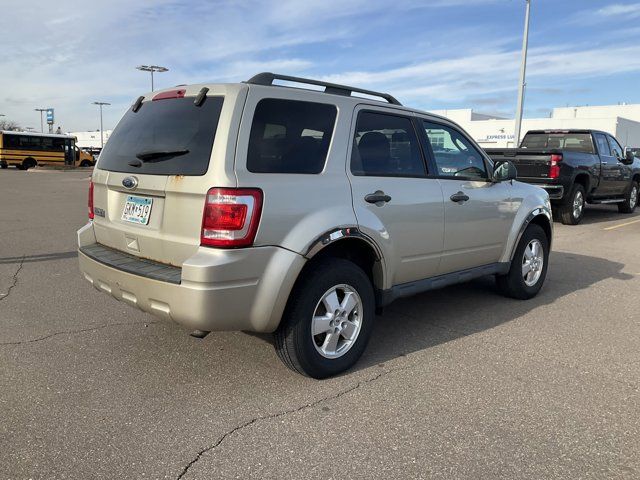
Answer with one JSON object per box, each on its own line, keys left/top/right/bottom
{"left": 78, "top": 73, "right": 552, "bottom": 378}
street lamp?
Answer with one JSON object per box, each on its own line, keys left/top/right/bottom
{"left": 136, "top": 65, "right": 169, "bottom": 91}
{"left": 92, "top": 101, "right": 110, "bottom": 149}
{"left": 513, "top": 0, "right": 531, "bottom": 147}
{"left": 35, "top": 108, "right": 47, "bottom": 133}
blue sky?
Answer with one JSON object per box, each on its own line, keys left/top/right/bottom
{"left": 1, "top": 0, "right": 640, "bottom": 132}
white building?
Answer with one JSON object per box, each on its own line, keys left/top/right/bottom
{"left": 430, "top": 104, "right": 640, "bottom": 149}
{"left": 70, "top": 130, "right": 113, "bottom": 150}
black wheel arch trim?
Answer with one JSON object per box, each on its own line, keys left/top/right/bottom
{"left": 509, "top": 208, "right": 553, "bottom": 262}
{"left": 304, "top": 226, "right": 383, "bottom": 261}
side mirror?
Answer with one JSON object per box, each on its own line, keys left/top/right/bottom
{"left": 493, "top": 160, "right": 517, "bottom": 182}
{"left": 624, "top": 147, "right": 635, "bottom": 164}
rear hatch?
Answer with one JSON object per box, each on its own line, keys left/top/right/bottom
{"left": 91, "top": 87, "right": 234, "bottom": 267}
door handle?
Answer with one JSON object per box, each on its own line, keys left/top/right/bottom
{"left": 450, "top": 191, "right": 470, "bottom": 203}
{"left": 365, "top": 190, "right": 392, "bottom": 204}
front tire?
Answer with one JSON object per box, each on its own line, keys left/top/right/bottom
{"left": 618, "top": 181, "right": 638, "bottom": 214}
{"left": 497, "top": 224, "right": 549, "bottom": 300}
{"left": 558, "top": 184, "right": 585, "bottom": 225}
{"left": 274, "top": 258, "right": 375, "bottom": 379}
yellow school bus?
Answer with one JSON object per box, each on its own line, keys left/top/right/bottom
{"left": 0, "top": 131, "right": 95, "bottom": 170}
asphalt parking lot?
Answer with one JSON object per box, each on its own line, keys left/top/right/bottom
{"left": 1, "top": 169, "right": 639, "bottom": 479}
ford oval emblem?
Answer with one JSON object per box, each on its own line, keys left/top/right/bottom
{"left": 122, "top": 176, "right": 138, "bottom": 189}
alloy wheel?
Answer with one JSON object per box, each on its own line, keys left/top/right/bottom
{"left": 522, "top": 239, "right": 544, "bottom": 287}
{"left": 311, "top": 284, "right": 363, "bottom": 359}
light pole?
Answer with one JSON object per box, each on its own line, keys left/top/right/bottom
{"left": 35, "top": 108, "right": 47, "bottom": 133}
{"left": 136, "top": 65, "right": 169, "bottom": 91}
{"left": 513, "top": 0, "right": 531, "bottom": 147}
{"left": 92, "top": 102, "right": 110, "bottom": 149}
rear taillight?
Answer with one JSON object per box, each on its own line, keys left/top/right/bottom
{"left": 549, "top": 154, "right": 563, "bottom": 179}
{"left": 201, "top": 188, "right": 263, "bottom": 248}
{"left": 88, "top": 180, "right": 94, "bottom": 219}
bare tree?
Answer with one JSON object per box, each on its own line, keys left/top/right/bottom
{"left": 0, "top": 119, "right": 21, "bottom": 131}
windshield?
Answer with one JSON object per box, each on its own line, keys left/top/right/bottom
{"left": 97, "top": 96, "right": 224, "bottom": 175}
{"left": 520, "top": 133, "right": 594, "bottom": 154}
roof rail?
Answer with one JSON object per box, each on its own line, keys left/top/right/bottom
{"left": 245, "top": 72, "right": 402, "bottom": 106}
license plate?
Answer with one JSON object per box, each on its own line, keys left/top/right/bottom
{"left": 122, "top": 196, "right": 153, "bottom": 225}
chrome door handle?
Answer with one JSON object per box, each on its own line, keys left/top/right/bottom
{"left": 450, "top": 191, "right": 470, "bottom": 203}
{"left": 365, "top": 190, "right": 392, "bottom": 205}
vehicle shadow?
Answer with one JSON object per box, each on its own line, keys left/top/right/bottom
{"left": 352, "top": 251, "right": 633, "bottom": 371}
{"left": 0, "top": 251, "right": 77, "bottom": 265}
{"left": 568, "top": 204, "right": 639, "bottom": 226}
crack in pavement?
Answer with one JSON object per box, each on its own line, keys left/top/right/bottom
{"left": 175, "top": 363, "right": 412, "bottom": 479}
{"left": 0, "top": 256, "right": 25, "bottom": 303}
{"left": 0, "top": 321, "right": 159, "bottom": 346}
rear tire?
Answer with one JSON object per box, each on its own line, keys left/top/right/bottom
{"left": 80, "top": 160, "right": 91, "bottom": 167}
{"left": 22, "top": 158, "right": 36, "bottom": 170}
{"left": 497, "top": 224, "right": 549, "bottom": 300}
{"left": 558, "top": 184, "right": 585, "bottom": 225}
{"left": 618, "top": 181, "right": 638, "bottom": 214}
{"left": 274, "top": 258, "right": 375, "bottom": 379}
{"left": 0, "top": 163, "right": 7, "bottom": 169}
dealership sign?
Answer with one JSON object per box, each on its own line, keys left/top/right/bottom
{"left": 46, "top": 108, "right": 54, "bottom": 125}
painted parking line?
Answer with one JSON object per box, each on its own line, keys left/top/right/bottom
{"left": 604, "top": 218, "right": 640, "bottom": 231}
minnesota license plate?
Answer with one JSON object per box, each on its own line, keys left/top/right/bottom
{"left": 122, "top": 196, "right": 153, "bottom": 225}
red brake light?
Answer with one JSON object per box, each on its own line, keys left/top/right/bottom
{"left": 88, "top": 180, "right": 94, "bottom": 219}
{"left": 201, "top": 188, "right": 263, "bottom": 248}
{"left": 549, "top": 154, "right": 563, "bottom": 179}
{"left": 152, "top": 89, "right": 186, "bottom": 101}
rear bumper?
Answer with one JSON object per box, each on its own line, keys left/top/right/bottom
{"left": 77, "top": 223, "right": 306, "bottom": 333}
{"left": 532, "top": 184, "right": 564, "bottom": 200}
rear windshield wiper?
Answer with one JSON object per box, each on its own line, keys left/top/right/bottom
{"left": 135, "top": 149, "right": 189, "bottom": 162}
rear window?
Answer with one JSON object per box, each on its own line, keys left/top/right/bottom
{"left": 247, "top": 98, "right": 337, "bottom": 174}
{"left": 520, "top": 133, "right": 594, "bottom": 154}
{"left": 97, "top": 96, "right": 224, "bottom": 175}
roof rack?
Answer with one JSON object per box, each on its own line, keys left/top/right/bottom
{"left": 245, "top": 72, "right": 402, "bottom": 106}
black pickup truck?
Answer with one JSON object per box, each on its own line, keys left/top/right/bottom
{"left": 486, "top": 130, "right": 640, "bottom": 224}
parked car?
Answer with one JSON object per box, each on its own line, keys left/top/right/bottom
{"left": 486, "top": 130, "right": 640, "bottom": 225}
{"left": 78, "top": 73, "right": 552, "bottom": 378}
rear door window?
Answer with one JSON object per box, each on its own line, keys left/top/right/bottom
{"left": 350, "top": 111, "right": 426, "bottom": 177}
{"left": 97, "top": 96, "right": 224, "bottom": 176}
{"left": 595, "top": 133, "right": 611, "bottom": 156}
{"left": 247, "top": 99, "right": 337, "bottom": 174}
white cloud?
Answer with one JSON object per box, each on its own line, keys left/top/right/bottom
{"left": 318, "top": 43, "right": 640, "bottom": 109}
{"left": 598, "top": 3, "right": 640, "bottom": 17}
{"left": 0, "top": 0, "right": 638, "bottom": 131}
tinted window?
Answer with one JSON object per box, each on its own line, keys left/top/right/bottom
{"left": 351, "top": 111, "right": 425, "bottom": 177}
{"left": 423, "top": 121, "right": 488, "bottom": 179}
{"left": 3, "top": 134, "right": 66, "bottom": 151}
{"left": 247, "top": 99, "right": 337, "bottom": 174}
{"left": 594, "top": 133, "right": 611, "bottom": 156}
{"left": 98, "top": 96, "right": 224, "bottom": 176}
{"left": 520, "top": 133, "right": 594, "bottom": 154}
{"left": 607, "top": 135, "right": 623, "bottom": 158}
